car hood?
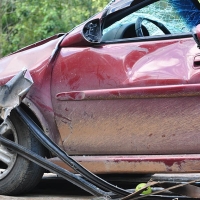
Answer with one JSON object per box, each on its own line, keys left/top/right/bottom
{"left": 0, "top": 35, "right": 62, "bottom": 84}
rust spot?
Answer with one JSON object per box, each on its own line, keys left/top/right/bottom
{"left": 149, "top": 133, "right": 152, "bottom": 137}
{"left": 162, "top": 135, "right": 165, "bottom": 137}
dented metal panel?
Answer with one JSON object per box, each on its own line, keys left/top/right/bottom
{"left": 0, "top": 38, "right": 60, "bottom": 82}
{"left": 51, "top": 37, "right": 200, "bottom": 155}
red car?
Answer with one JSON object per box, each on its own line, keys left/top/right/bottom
{"left": 0, "top": 0, "right": 200, "bottom": 196}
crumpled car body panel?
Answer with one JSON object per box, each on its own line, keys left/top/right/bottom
{"left": 51, "top": 37, "right": 200, "bottom": 155}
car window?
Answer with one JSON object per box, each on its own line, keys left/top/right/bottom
{"left": 102, "top": 0, "right": 199, "bottom": 41}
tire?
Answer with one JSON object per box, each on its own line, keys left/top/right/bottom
{"left": 0, "top": 109, "right": 45, "bottom": 195}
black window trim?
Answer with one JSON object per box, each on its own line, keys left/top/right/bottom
{"left": 99, "top": 33, "right": 193, "bottom": 45}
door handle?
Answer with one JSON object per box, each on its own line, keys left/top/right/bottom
{"left": 194, "top": 55, "right": 200, "bottom": 67}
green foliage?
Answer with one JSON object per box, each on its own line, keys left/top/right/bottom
{"left": 0, "top": 0, "right": 109, "bottom": 57}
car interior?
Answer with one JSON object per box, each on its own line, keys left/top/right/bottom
{"left": 102, "top": 23, "right": 149, "bottom": 41}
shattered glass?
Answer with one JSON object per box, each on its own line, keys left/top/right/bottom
{"left": 103, "top": 0, "right": 200, "bottom": 36}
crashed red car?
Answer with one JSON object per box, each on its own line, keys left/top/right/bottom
{"left": 0, "top": 0, "right": 200, "bottom": 196}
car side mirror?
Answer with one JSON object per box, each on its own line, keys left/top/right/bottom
{"left": 83, "top": 19, "right": 101, "bottom": 43}
{"left": 192, "top": 24, "right": 200, "bottom": 48}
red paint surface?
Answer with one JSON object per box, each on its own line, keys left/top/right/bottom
{"left": 61, "top": 27, "right": 91, "bottom": 47}
{"left": 55, "top": 38, "right": 200, "bottom": 93}
{"left": 51, "top": 35, "right": 200, "bottom": 156}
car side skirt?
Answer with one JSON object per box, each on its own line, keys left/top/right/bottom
{"left": 49, "top": 155, "right": 200, "bottom": 174}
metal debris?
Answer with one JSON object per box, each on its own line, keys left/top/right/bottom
{"left": 0, "top": 69, "right": 33, "bottom": 120}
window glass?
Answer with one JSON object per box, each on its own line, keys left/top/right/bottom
{"left": 103, "top": 0, "right": 200, "bottom": 40}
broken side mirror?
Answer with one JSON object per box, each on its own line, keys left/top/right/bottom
{"left": 83, "top": 19, "right": 101, "bottom": 43}
{"left": 192, "top": 24, "right": 200, "bottom": 48}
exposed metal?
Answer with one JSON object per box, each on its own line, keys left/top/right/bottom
{"left": 0, "top": 69, "right": 33, "bottom": 120}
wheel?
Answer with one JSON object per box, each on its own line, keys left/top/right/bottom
{"left": 135, "top": 17, "right": 171, "bottom": 37}
{"left": 0, "top": 109, "right": 45, "bottom": 195}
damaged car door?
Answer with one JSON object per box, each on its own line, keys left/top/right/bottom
{"left": 51, "top": 0, "right": 200, "bottom": 155}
